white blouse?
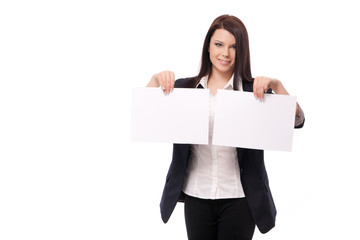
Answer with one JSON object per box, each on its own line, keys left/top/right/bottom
{"left": 182, "top": 75, "right": 246, "bottom": 199}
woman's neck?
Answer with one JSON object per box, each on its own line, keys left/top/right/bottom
{"left": 207, "top": 70, "right": 233, "bottom": 95}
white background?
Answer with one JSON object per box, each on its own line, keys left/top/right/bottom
{"left": 1, "top": 0, "right": 359, "bottom": 239}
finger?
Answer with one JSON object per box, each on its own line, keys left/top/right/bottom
{"left": 258, "top": 80, "right": 265, "bottom": 99}
{"left": 254, "top": 77, "right": 263, "bottom": 99}
{"left": 257, "top": 77, "right": 269, "bottom": 100}
{"left": 262, "top": 79, "right": 271, "bottom": 99}
{"left": 257, "top": 87, "right": 264, "bottom": 100}
{"left": 164, "top": 71, "right": 171, "bottom": 95}
{"left": 163, "top": 71, "right": 168, "bottom": 89}
{"left": 158, "top": 74, "right": 168, "bottom": 95}
{"left": 260, "top": 88, "right": 264, "bottom": 100}
{"left": 170, "top": 71, "right": 175, "bottom": 92}
{"left": 167, "top": 71, "right": 172, "bottom": 90}
{"left": 263, "top": 85, "right": 268, "bottom": 96}
{"left": 253, "top": 77, "right": 259, "bottom": 99}
{"left": 158, "top": 74, "right": 164, "bottom": 89}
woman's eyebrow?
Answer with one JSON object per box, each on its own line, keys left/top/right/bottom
{"left": 214, "top": 40, "right": 236, "bottom": 45}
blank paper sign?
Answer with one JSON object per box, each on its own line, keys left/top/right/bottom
{"left": 212, "top": 90, "right": 297, "bottom": 151}
{"left": 131, "top": 87, "right": 209, "bottom": 144}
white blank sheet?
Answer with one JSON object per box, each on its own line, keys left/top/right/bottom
{"left": 212, "top": 90, "right": 297, "bottom": 151}
{"left": 131, "top": 88, "right": 209, "bottom": 144}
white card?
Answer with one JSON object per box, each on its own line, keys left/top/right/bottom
{"left": 212, "top": 90, "right": 297, "bottom": 151}
{"left": 131, "top": 87, "right": 209, "bottom": 144}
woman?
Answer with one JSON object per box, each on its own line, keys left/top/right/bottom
{"left": 147, "top": 14, "right": 305, "bottom": 240}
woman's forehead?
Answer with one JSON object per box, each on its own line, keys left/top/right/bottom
{"left": 211, "top": 29, "right": 236, "bottom": 44}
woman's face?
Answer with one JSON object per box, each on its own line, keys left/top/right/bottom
{"left": 208, "top": 29, "right": 236, "bottom": 76}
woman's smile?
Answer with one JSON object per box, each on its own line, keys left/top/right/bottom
{"left": 218, "top": 58, "right": 231, "bottom": 65}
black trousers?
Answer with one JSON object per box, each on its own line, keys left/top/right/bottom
{"left": 184, "top": 194, "right": 255, "bottom": 240}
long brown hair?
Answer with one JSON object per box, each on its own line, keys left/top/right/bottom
{"left": 188, "top": 15, "right": 253, "bottom": 90}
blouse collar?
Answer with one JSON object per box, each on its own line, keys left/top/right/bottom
{"left": 196, "top": 74, "right": 240, "bottom": 91}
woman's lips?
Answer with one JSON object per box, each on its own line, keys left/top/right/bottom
{"left": 218, "top": 59, "right": 231, "bottom": 65}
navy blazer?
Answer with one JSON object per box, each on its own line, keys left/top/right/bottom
{"left": 159, "top": 78, "right": 304, "bottom": 234}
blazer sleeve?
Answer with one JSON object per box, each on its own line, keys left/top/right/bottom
{"left": 294, "top": 104, "right": 305, "bottom": 128}
{"left": 174, "top": 79, "right": 183, "bottom": 88}
{"left": 174, "top": 78, "right": 189, "bottom": 88}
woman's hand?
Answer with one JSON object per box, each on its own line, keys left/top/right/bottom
{"left": 253, "top": 76, "right": 280, "bottom": 100}
{"left": 146, "top": 70, "right": 175, "bottom": 95}
{"left": 253, "top": 76, "right": 301, "bottom": 117}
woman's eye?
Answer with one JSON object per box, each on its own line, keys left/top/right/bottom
{"left": 215, "top": 43, "right": 222, "bottom": 47}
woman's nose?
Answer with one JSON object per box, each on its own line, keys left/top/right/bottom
{"left": 222, "top": 48, "right": 230, "bottom": 57}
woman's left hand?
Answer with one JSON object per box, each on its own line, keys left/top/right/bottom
{"left": 253, "top": 76, "right": 301, "bottom": 119}
{"left": 253, "top": 76, "right": 280, "bottom": 100}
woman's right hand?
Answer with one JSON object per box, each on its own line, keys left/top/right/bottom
{"left": 146, "top": 70, "right": 175, "bottom": 95}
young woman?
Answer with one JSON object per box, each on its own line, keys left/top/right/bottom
{"left": 147, "top": 14, "right": 305, "bottom": 240}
